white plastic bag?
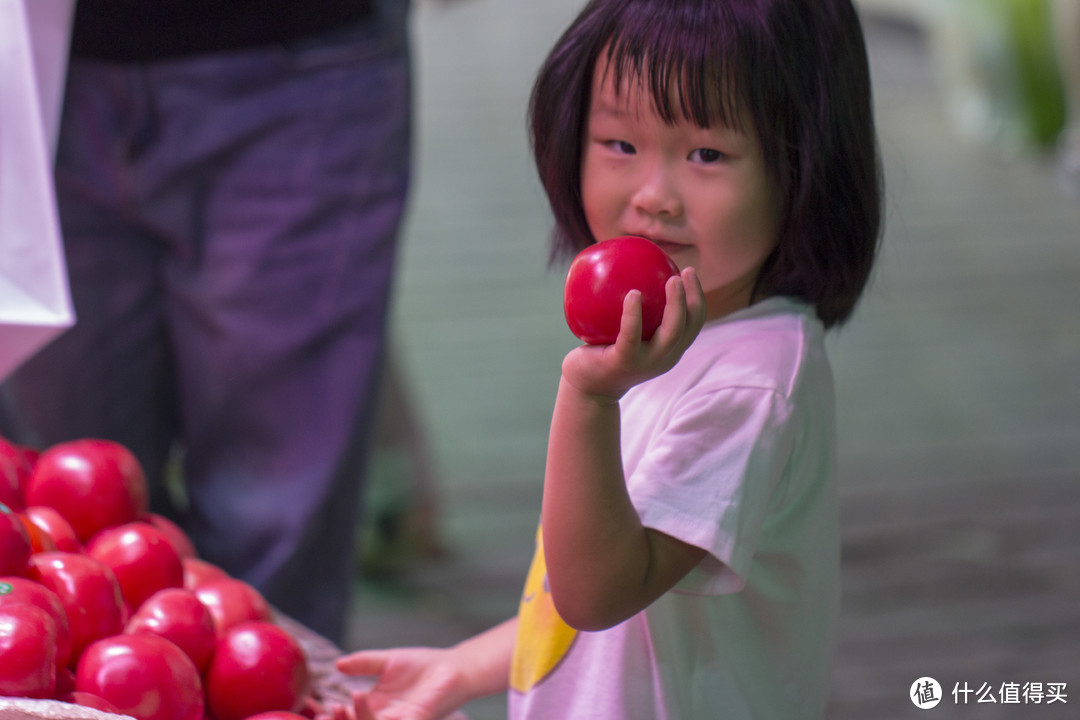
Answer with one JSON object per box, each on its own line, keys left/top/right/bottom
{"left": 0, "top": 0, "right": 76, "bottom": 381}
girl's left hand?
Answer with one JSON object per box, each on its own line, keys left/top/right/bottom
{"left": 561, "top": 266, "right": 706, "bottom": 401}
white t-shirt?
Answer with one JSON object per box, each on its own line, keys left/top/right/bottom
{"left": 509, "top": 297, "right": 840, "bottom": 720}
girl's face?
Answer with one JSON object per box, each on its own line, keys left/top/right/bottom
{"left": 581, "top": 59, "right": 782, "bottom": 321}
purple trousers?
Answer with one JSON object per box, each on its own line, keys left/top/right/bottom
{"left": 1, "top": 12, "right": 411, "bottom": 644}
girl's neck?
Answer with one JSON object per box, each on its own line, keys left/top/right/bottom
{"left": 703, "top": 271, "right": 766, "bottom": 321}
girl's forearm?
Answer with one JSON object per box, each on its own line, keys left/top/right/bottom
{"left": 449, "top": 617, "right": 517, "bottom": 701}
{"left": 541, "top": 377, "right": 653, "bottom": 630}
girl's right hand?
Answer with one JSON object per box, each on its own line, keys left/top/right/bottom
{"left": 335, "top": 647, "right": 470, "bottom": 720}
{"left": 561, "top": 266, "right": 706, "bottom": 402}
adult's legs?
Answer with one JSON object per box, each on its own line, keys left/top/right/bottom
{"left": 4, "top": 12, "right": 412, "bottom": 644}
{"left": 140, "top": 20, "right": 412, "bottom": 643}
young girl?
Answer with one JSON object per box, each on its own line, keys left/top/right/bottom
{"left": 336, "top": 0, "right": 882, "bottom": 717}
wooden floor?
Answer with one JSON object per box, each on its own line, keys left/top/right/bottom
{"left": 345, "top": 2, "right": 1080, "bottom": 718}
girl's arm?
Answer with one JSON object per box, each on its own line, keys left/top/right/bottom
{"left": 543, "top": 269, "right": 708, "bottom": 632}
{"left": 335, "top": 617, "right": 517, "bottom": 720}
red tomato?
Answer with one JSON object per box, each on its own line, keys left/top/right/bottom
{"left": 0, "top": 435, "right": 34, "bottom": 461}
{"left": 59, "top": 691, "right": 123, "bottom": 714}
{"left": 24, "top": 505, "right": 83, "bottom": 553}
{"left": 0, "top": 604, "right": 57, "bottom": 698}
{"left": 76, "top": 633, "right": 204, "bottom": 720}
{"left": 18, "top": 513, "right": 57, "bottom": 553}
{"left": 205, "top": 621, "right": 310, "bottom": 720}
{"left": 563, "top": 236, "right": 680, "bottom": 345}
{"left": 86, "top": 521, "right": 184, "bottom": 610}
{"left": 183, "top": 556, "right": 229, "bottom": 590}
{"left": 0, "top": 437, "right": 33, "bottom": 501}
{"left": 0, "top": 575, "right": 73, "bottom": 668}
{"left": 19, "top": 445, "right": 40, "bottom": 467}
{"left": 26, "top": 438, "right": 150, "bottom": 541}
{"left": 0, "top": 502, "right": 31, "bottom": 576}
{"left": 26, "top": 551, "right": 126, "bottom": 664}
{"left": 126, "top": 588, "right": 217, "bottom": 673}
{"left": 55, "top": 664, "right": 77, "bottom": 696}
{"left": 143, "top": 513, "right": 198, "bottom": 559}
{"left": 246, "top": 713, "right": 308, "bottom": 720}
{"left": 0, "top": 455, "right": 24, "bottom": 512}
{"left": 195, "top": 577, "right": 272, "bottom": 637}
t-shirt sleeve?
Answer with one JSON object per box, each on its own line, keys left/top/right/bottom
{"left": 627, "top": 385, "right": 795, "bottom": 595}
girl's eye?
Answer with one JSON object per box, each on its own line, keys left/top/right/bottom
{"left": 605, "top": 140, "right": 636, "bottom": 155}
{"left": 690, "top": 148, "right": 726, "bottom": 164}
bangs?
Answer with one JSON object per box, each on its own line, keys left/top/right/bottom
{"left": 531, "top": 0, "right": 882, "bottom": 324}
{"left": 599, "top": 2, "right": 752, "bottom": 130}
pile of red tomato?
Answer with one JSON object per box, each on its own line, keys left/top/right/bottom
{"left": 1, "top": 436, "right": 313, "bottom": 720}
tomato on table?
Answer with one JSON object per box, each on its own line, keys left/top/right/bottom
{"left": 26, "top": 551, "right": 127, "bottom": 665}
{"left": 86, "top": 521, "right": 184, "bottom": 610}
{"left": 205, "top": 620, "right": 311, "bottom": 720}
{"left": 0, "top": 502, "right": 31, "bottom": 576}
{"left": 76, "top": 633, "right": 204, "bottom": 720}
{"left": 26, "top": 438, "right": 149, "bottom": 542}
{"left": 23, "top": 505, "right": 83, "bottom": 553}
{"left": 0, "top": 603, "right": 58, "bottom": 699}
{"left": 0, "top": 575, "right": 73, "bottom": 668}
{"left": 195, "top": 576, "right": 272, "bottom": 637}
{"left": 126, "top": 587, "right": 217, "bottom": 673}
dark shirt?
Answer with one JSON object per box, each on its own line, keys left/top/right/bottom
{"left": 70, "top": 0, "right": 374, "bottom": 62}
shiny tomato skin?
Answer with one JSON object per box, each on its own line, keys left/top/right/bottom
{"left": 19, "top": 445, "right": 40, "bottom": 467}
{"left": 0, "top": 435, "right": 34, "bottom": 469}
{"left": 26, "top": 551, "right": 126, "bottom": 665}
{"left": 26, "top": 438, "right": 150, "bottom": 542}
{"left": 18, "top": 512, "right": 57, "bottom": 553}
{"left": 76, "top": 633, "right": 204, "bottom": 720}
{"left": 24, "top": 505, "right": 83, "bottom": 553}
{"left": 59, "top": 691, "right": 124, "bottom": 714}
{"left": 143, "top": 513, "right": 198, "bottom": 559}
{"left": 55, "top": 664, "right": 77, "bottom": 696}
{"left": 0, "top": 575, "right": 73, "bottom": 668}
{"left": 0, "top": 437, "right": 33, "bottom": 503}
{"left": 205, "top": 621, "right": 310, "bottom": 720}
{"left": 0, "top": 455, "right": 24, "bottom": 512}
{"left": 0, "top": 604, "right": 57, "bottom": 698}
{"left": 563, "top": 236, "right": 680, "bottom": 345}
{"left": 182, "top": 557, "right": 229, "bottom": 590}
{"left": 86, "top": 521, "right": 184, "bottom": 610}
{"left": 0, "top": 502, "right": 31, "bottom": 576}
{"left": 126, "top": 587, "right": 217, "bottom": 673}
{"left": 195, "top": 577, "right": 272, "bottom": 637}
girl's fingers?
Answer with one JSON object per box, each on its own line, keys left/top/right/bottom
{"left": 351, "top": 691, "right": 378, "bottom": 720}
{"left": 615, "top": 289, "right": 644, "bottom": 348}
{"left": 316, "top": 702, "right": 354, "bottom": 720}
{"left": 650, "top": 268, "right": 703, "bottom": 362}
{"left": 655, "top": 275, "right": 688, "bottom": 345}
{"left": 681, "top": 267, "right": 707, "bottom": 332}
{"left": 337, "top": 650, "right": 390, "bottom": 676}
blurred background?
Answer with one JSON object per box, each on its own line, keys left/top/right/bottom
{"left": 346, "top": 0, "right": 1080, "bottom": 718}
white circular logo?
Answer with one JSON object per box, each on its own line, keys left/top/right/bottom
{"left": 911, "top": 677, "right": 942, "bottom": 709}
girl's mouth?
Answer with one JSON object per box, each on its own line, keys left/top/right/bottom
{"left": 650, "top": 238, "right": 689, "bottom": 255}
{"left": 618, "top": 234, "right": 689, "bottom": 257}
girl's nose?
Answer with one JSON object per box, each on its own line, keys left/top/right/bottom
{"left": 631, "top": 166, "right": 683, "bottom": 218}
